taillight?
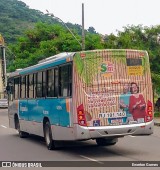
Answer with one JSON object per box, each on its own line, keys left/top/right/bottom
{"left": 146, "top": 101, "right": 153, "bottom": 122}
{"left": 77, "top": 104, "right": 87, "bottom": 126}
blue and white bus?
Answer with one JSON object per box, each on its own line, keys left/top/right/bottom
{"left": 7, "top": 49, "right": 154, "bottom": 150}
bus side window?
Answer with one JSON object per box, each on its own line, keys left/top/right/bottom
{"left": 33, "top": 73, "right": 36, "bottom": 98}
{"left": 29, "top": 74, "right": 34, "bottom": 99}
{"left": 59, "top": 64, "right": 72, "bottom": 97}
{"left": 68, "top": 64, "right": 72, "bottom": 96}
{"left": 54, "top": 68, "right": 58, "bottom": 97}
{"left": 21, "top": 76, "right": 26, "bottom": 99}
{"left": 8, "top": 78, "right": 13, "bottom": 101}
{"left": 14, "top": 77, "right": 20, "bottom": 100}
{"left": 47, "top": 69, "right": 53, "bottom": 97}
{"left": 36, "top": 72, "right": 43, "bottom": 98}
{"left": 26, "top": 75, "right": 29, "bottom": 98}
{"left": 42, "top": 71, "right": 46, "bottom": 97}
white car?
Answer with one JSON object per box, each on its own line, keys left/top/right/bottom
{"left": 0, "top": 99, "right": 8, "bottom": 108}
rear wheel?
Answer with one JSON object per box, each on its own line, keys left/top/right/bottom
{"left": 44, "top": 121, "right": 56, "bottom": 150}
{"left": 96, "top": 138, "right": 118, "bottom": 146}
{"left": 15, "top": 117, "right": 29, "bottom": 138}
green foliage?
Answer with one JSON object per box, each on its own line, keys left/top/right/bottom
{"left": 0, "top": 0, "right": 97, "bottom": 44}
{"left": 74, "top": 52, "right": 102, "bottom": 85}
{"left": 154, "top": 112, "right": 160, "bottom": 117}
{"left": 0, "top": 0, "right": 58, "bottom": 44}
{"left": 85, "top": 33, "right": 104, "bottom": 50}
{"left": 8, "top": 22, "right": 104, "bottom": 71}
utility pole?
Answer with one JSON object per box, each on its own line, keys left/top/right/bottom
{"left": 46, "top": 10, "right": 82, "bottom": 49}
{"left": 47, "top": 5, "right": 85, "bottom": 51}
{"left": 0, "top": 34, "right": 7, "bottom": 98}
{"left": 82, "top": 3, "right": 85, "bottom": 51}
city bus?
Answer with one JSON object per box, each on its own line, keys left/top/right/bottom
{"left": 7, "top": 49, "right": 154, "bottom": 150}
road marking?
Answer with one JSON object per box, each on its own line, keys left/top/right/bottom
{"left": 1, "top": 125, "right": 7, "bottom": 129}
{"left": 80, "top": 155, "right": 104, "bottom": 164}
{"left": 129, "top": 135, "right": 136, "bottom": 138}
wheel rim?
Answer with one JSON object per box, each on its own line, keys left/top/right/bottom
{"left": 16, "top": 119, "right": 22, "bottom": 136}
{"left": 45, "top": 125, "right": 51, "bottom": 146}
{"left": 16, "top": 119, "right": 20, "bottom": 132}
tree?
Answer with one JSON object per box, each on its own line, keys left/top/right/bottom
{"left": 7, "top": 22, "right": 104, "bottom": 71}
{"left": 87, "top": 27, "right": 97, "bottom": 34}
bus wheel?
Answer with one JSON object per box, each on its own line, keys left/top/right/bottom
{"left": 44, "top": 121, "right": 56, "bottom": 150}
{"left": 96, "top": 138, "right": 118, "bottom": 146}
{"left": 15, "top": 118, "right": 29, "bottom": 138}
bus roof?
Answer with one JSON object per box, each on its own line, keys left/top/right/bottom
{"left": 9, "top": 52, "right": 75, "bottom": 77}
{"left": 8, "top": 49, "right": 148, "bottom": 78}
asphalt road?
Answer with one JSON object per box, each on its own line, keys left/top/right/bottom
{"left": 0, "top": 109, "right": 160, "bottom": 170}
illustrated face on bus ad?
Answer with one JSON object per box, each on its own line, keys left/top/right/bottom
{"left": 131, "top": 83, "right": 139, "bottom": 94}
{"left": 123, "top": 83, "right": 130, "bottom": 94}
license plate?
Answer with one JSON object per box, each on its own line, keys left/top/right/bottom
{"left": 99, "top": 111, "right": 126, "bottom": 118}
{"left": 111, "top": 118, "right": 123, "bottom": 124}
{"left": 137, "top": 118, "right": 144, "bottom": 123}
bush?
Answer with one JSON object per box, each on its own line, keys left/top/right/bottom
{"left": 154, "top": 112, "right": 160, "bottom": 117}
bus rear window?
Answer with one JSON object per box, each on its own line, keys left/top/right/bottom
{"left": 126, "top": 58, "right": 142, "bottom": 66}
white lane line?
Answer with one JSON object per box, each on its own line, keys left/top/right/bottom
{"left": 80, "top": 155, "right": 104, "bottom": 164}
{"left": 1, "top": 125, "right": 7, "bottom": 129}
{"left": 129, "top": 135, "right": 136, "bottom": 138}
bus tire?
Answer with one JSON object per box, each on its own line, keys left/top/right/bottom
{"left": 44, "top": 121, "right": 56, "bottom": 150}
{"left": 96, "top": 138, "right": 118, "bottom": 146}
{"left": 15, "top": 117, "right": 29, "bottom": 138}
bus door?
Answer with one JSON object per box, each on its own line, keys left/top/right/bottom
{"left": 27, "top": 74, "right": 38, "bottom": 123}
{"left": 19, "top": 76, "right": 29, "bottom": 121}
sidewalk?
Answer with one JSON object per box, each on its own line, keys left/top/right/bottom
{"left": 154, "top": 117, "right": 160, "bottom": 126}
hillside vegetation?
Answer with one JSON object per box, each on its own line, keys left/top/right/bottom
{"left": 0, "top": 0, "right": 95, "bottom": 44}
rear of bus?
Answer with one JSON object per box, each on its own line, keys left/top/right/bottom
{"left": 72, "top": 49, "right": 153, "bottom": 142}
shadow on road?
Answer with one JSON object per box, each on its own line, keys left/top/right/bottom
{"left": 11, "top": 133, "right": 140, "bottom": 159}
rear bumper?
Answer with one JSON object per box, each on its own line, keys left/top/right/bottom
{"left": 74, "top": 121, "right": 153, "bottom": 140}
{"left": 0, "top": 105, "right": 8, "bottom": 108}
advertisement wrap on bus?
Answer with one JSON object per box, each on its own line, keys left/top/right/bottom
{"left": 73, "top": 50, "right": 153, "bottom": 127}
